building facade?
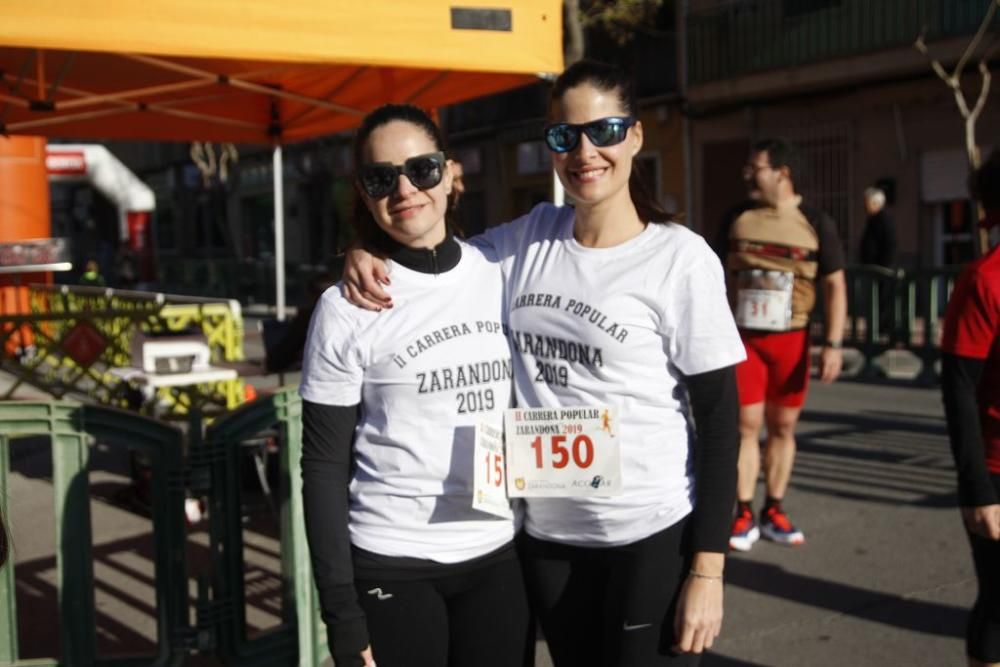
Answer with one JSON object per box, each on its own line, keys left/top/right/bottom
{"left": 682, "top": 0, "right": 1000, "bottom": 267}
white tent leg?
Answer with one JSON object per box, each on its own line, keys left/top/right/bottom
{"left": 273, "top": 144, "right": 286, "bottom": 322}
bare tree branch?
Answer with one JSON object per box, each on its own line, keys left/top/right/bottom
{"left": 914, "top": 30, "right": 954, "bottom": 86}
{"left": 915, "top": 0, "right": 999, "bottom": 257}
{"left": 970, "top": 62, "right": 992, "bottom": 123}
{"left": 953, "top": 0, "right": 997, "bottom": 77}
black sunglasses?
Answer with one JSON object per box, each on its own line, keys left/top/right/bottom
{"left": 358, "top": 152, "right": 446, "bottom": 199}
{"left": 543, "top": 117, "right": 637, "bottom": 153}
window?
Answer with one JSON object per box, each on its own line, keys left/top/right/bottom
{"left": 516, "top": 141, "right": 551, "bottom": 175}
{"left": 774, "top": 125, "right": 852, "bottom": 246}
{"left": 931, "top": 200, "right": 975, "bottom": 266}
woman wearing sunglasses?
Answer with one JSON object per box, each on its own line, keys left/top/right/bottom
{"left": 344, "top": 60, "right": 744, "bottom": 666}
{"left": 299, "top": 104, "right": 530, "bottom": 667}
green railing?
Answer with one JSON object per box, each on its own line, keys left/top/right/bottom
{"left": 0, "top": 402, "right": 187, "bottom": 666}
{"left": 201, "top": 388, "right": 325, "bottom": 667}
{"left": 818, "top": 265, "right": 962, "bottom": 381}
{"left": 0, "top": 389, "right": 323, "bottom": 666}
{"left": 687, "top": 0, "right": 999, "bottom": 86}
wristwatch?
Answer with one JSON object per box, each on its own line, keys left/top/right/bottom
{"left": 824, "top": 340, "right": 843, "bottom": 349}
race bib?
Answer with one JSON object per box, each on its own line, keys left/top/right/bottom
{"left": 504, "top": 406, "right": 622, "bottom": 498}
{"left": 735, "top": 270, "right": 794, "bottom": 331}
{"left": 472, "top": 420, "right": 514, "bottom": 519}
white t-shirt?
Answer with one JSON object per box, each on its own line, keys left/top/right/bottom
{"left": 299, "top": 241, "right": 517, "bottom": 563}
{"left": 474, "top": 203, "right": 745, "bottom": 547}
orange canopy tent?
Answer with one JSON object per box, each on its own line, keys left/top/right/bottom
{"left": 0, "top": 0, "right": 563, "bottom": 314}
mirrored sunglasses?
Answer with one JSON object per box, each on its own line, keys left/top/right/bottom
{"left": 543, "top": 117, "right": 637, "bottom": 153}
{"left": 358, "top": 152, "right": 446, "bottom": 199}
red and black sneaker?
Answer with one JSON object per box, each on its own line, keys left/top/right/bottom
{"left": 729, "top": 504, "right": 760, "bottom": 552}
{"left": 760, "top": 505, "right": 805, "bottom": 546}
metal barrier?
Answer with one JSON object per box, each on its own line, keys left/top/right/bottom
{"left": 0, "top": 401, "right": 188, "bottom": 666}
{"left": 0, "top": 285, "right": 245, "bottom": 416}
{"left": 825, "top": 265, "right": 961, "bottom": 381}
{"left": 0, "top": 389, "right": 324, "bottom": 667}
{"left": 200, "top": 387, "right": 325, "bottom": 667}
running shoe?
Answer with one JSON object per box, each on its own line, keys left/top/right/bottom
{"left": 759, "top": 505, "right": 805, "bottom": 545}
{"left": 729, "top": 505, "right": 760, "bottom": 552}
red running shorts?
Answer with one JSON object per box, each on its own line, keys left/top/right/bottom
{"left": 735, "top": 329, "right": 811, "bottom": 408}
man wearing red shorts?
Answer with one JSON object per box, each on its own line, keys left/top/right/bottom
{"left": 941, "top": 150, "right": 1000, "bottom": 667}
{"left": 718, "top": 138, "right": 847, "bottom": 551}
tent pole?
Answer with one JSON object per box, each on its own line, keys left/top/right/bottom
{"left": 552, "top": 168, "right": 564, "bottom": 207}
{"left": 273, "top": 144, "right": 286, "bottom": 322}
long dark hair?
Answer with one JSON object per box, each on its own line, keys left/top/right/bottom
{"left": 549, "top": 60, "right": 673, "bottom": 224}
{"left": 350, "top": 104, "right": 458, "bottom": 249}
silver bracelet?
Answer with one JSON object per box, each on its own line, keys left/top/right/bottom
{"left": 688, "top": 570, "right": 723, "bottom": 582}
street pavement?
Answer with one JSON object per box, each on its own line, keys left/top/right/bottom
{"left": 0, "top": 337, "right": 975, "bottom": 666}
{"left": 703, "top": 378, "right": 970, "bottom": 667}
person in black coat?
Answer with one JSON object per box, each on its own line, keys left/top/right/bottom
{"left": 859, "top": 187, "right": 897, "bottom": 340}
{"left": 860, "top": 187, "right": 896, "bottom": 269}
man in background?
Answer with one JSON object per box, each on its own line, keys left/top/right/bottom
{"left": 718, "top": 138, "right": 848, "bottom": 552}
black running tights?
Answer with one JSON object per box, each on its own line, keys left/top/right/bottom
{"left": 355, "top": 555, "right": 532, "bottom": 667}
{"left": 519, "top": 519, "right": 702, "bottom": 667}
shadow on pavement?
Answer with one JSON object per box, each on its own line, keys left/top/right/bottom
{"left": 799, "top": 409, "right": 946, "bottom": 435}
{"left": 724, "top": 559, "right": 966, "bottom": 639}
{"left": 790, "top": 408, "right": 956, "bottom": 508}
{"left": 13, "top": 523, "right": 281, "bottom": 662}
{"left": 702, "top": 653, "right": 769, "bottom": 666}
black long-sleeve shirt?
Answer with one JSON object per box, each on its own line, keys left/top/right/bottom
{"left": 685, "top": 364, "right": 741, "bottom": 553}
{"left": 941, "top": 353, "right": 999, "bottom": 507}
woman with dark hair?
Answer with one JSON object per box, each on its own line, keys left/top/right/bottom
{"left": 344, "top": 60, "right": 743, "bottom": 666}
{"left": 299, "top": 103, "right": 530, "bottom": 667}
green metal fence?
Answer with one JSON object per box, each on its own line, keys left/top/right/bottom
{"left": 687, "top": 0, "right": 999, "bottom": 86}
{"left": 0, "top": 389, "right": 323, "bottom": 667}
{"left": 822, "top": 265, "right": 961, "bottom": 380}
{"left": 201, "top": 388, "right": 325, "bottom": 667}
{"left": 0, "top": 402, "right": 187, "bottom": 666}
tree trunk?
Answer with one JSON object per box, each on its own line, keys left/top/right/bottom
{"left": 564, "top": 0, "right": 585, "bottom": 67}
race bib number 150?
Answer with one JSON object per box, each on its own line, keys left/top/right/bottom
{"left": 504, "top": 406, "right": 622, "bottom": 498}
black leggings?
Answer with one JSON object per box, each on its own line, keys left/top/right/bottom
{"left": 355, "top": 555, "right": 531, "bottom": 667}
{"left": 967, "top": 473, "right": 1000, "bottom": 663}
{"left": 519, "top": 518, "right": 701, "bottom": 667}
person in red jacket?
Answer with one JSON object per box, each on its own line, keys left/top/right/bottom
{"left": 941, "top": 148, "right": 1000, "bottom": 667}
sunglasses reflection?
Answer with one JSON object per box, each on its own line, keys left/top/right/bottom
{"left": 544, "top": 116, "right": 636, "bottom": 153}
{"left": 359, "top": 152, "right": 446, "bottom": 199}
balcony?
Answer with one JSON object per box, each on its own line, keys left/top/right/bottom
{"left": 687, "top": 0, "right": 998, "bottom": 87}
